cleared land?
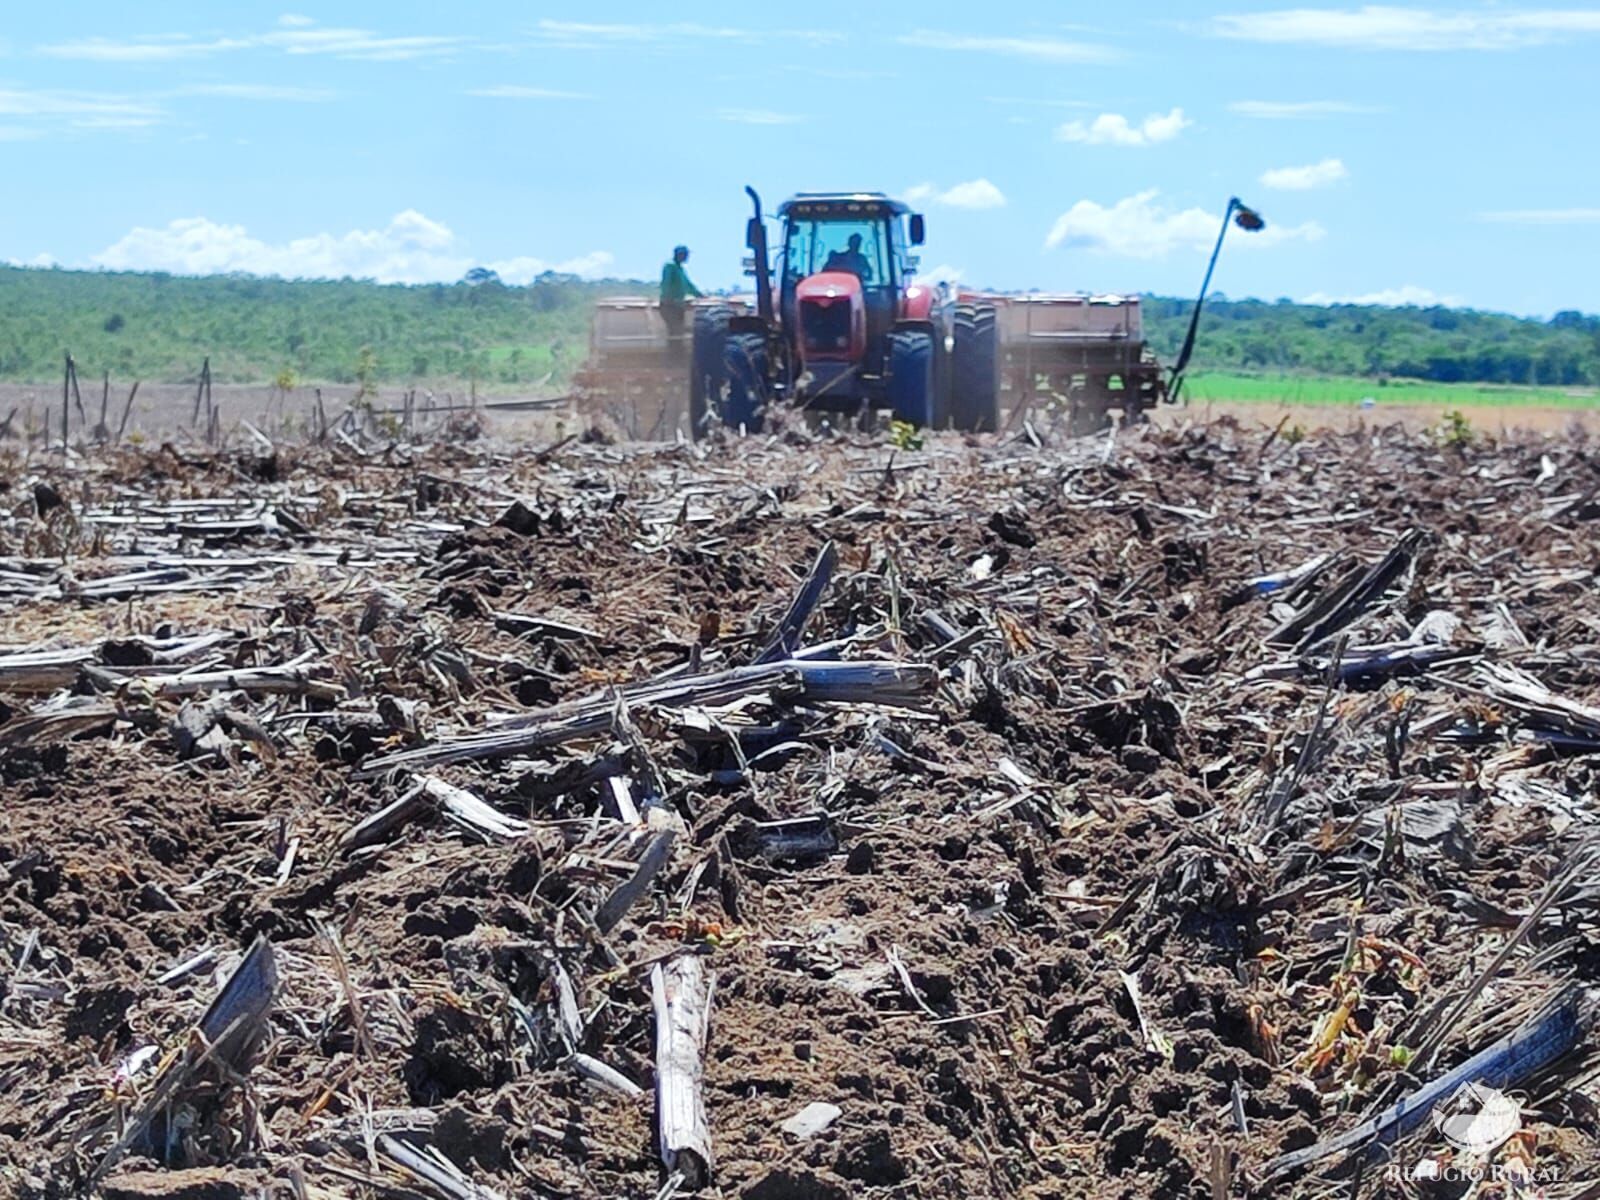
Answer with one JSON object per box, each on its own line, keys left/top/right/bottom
{"left": 2, "top": 418, "right": 1597, "bottom": 1199}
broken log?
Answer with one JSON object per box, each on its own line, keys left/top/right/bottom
{"left": 355, "top": 658, "right": 938, "bottom": 777}
{"left": 652, "top": 955, "right": 715, "bottom": 1188}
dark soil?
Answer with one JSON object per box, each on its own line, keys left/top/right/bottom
{"left": 1, "top": 420, "right": 1597, "bottom": 1198}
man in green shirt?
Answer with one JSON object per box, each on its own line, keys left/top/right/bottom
{"left": 660, "top": 244, "right": 702, "bottom": 345}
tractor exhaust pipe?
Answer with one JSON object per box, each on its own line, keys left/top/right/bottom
{"left": 744, "top": 185, "right": 775, "bottom": 325}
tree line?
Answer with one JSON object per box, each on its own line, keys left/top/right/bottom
{"left": 1, "top": 265, "right": 1596, "bottom": 390}
{"left": 1141, "top": 296, "right": 1600, "bottom": 388}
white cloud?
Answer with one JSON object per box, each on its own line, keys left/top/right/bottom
{"left": 491, "top": 251, "right": 616, "bottom": 281}
{"left": 535, "top": 20, "right": 741, "bottom": 43}
{"left": 535, "top": 20, "right": 661, "bottom": 41}
{"left": 39, "top": 35, "right": 250, "bottom": 61}
{"left": 1478, "top": 208, "right": 1600, "bottom": 224}
{"left": 716, "top": 107, "right": 803, "bottom": 125}
{"left": 1058, "top": 107, "right": 1190, "bottom": 147}
{"left": 940, "top": 179, "right": 1006, "bottom": 209}
{"left": 258, "top": 27, "right": 467, "bottom": 60}
{"left": 983, "top": 96, "right": 1094, "bottom": 109}
{"left": 0, "top": 86, "right": 164, "bottom": 133}
{"left": 1211, "top": 7, "right": 1600, "bottom": 51}
{"left": 278, "top": 14, "right": 316, "bottom": 27}
{"left": 898, "top": 30, "right": 1119, "bottom": 63}
{"left": 905, "top": 179, "right": 1007, "bottom": 210}
{"left": 1044, "top": 190, "right": 1324, "bottom": 257}
{"left": 1230, "top": 99, "right": 1382, "bottom": 118}
{"left": 1302, "top": 284, "right": 1463, "bottom": 306}
{"left": 531, "top": 20, "right": 837, "bottom": 48}
{"left": 178, "top": 83, "right": 336, "bottom": 102}
{"left": 89, "top": 211, "right": 614, "bottom": 284}
{"left": 467, "top": 85, "right": 589, "bottom": 100}
{"left": 1260, "top": 157, "right": 1348, "bottom": 189}
{"left": 40, "top": 20, "right": 467, "bottom": 63}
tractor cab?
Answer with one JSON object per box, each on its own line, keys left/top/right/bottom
{"left": 774, "top": 194, "right": 922, "bottom": 376}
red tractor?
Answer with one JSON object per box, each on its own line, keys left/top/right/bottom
{"left": 687, "top": 187, "right": 1001, "bottom": 436}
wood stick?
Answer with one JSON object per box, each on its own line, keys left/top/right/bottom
{"left": 356, "top": 658, "right": 937, "bottom": 777}
{"left": 568, "top": 1052, "right": 644, "bottom": 1097}
{"left": 596, "top": 830, "right": 675, "bottom": 933}
{"left": 69, "top": 354, "right": 86, "bottom": 422}
{"left": 754, "top": 541, "right": 838, "bottom": 664}
{"left": 378, "top": 1134, "right": 508, "bottom": 1200}
{"left": 420, "top": 775, "right": 529, "bottom": 841}
{"left": 652, "top": 956, "right": 715, "bottom": 1187}
{"left": 115, "top": 381, "right": 140, "bottom": 441}
{"left": 191, "top": 358, "right": 208, "bottom": 425}
{"left": 342, "top": 781, "right": 428, "bottom": 852}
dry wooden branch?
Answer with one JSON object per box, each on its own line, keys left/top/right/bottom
{"left": 569, "top": 1052, "right": 645, "bottom": 1097}
{"left": 343, "top": 775, "right": 527, "bottom": 851}
{"left": 356, "top": 658, "right": 938, "bottom": 777}
{"left": 596, "top": 830, "right": 676, "bottom": 933}
{"left": 652, "top": 956, "right": 715, "bottom": 1187}
{"left": 378, "top": 1133, "right": 508, "bottom": 1200}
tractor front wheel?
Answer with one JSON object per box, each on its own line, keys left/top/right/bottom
{"left": 950, "top": 304, "right": 1000, "bottom": 432}
{"left": 885, "top": 329, "right": 935, "bottom": 427}
{"left": 722, "top": 331, "right": 769, "bottom": 433}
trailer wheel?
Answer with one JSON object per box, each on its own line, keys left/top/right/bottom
{"left": 688, "top": 305, "right": 731, "bottom": 439}
{"left": 722, "top": 331, "right": 768, "bottom": 433}
{"left": 951, "top": 304, "right": 1000, "bottom": 432}
{"left": 1069, "top": 380, "right": 1113, "bottom": 436}
{"left": 886, "top": 329, "right": 935, "bottom": 427}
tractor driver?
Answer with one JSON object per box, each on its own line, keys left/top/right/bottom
{"left": 659, "top": 244, "right": 702, "bottom": 344}
{"left": 823, "top": 233, "right": 872, "bottom": 282}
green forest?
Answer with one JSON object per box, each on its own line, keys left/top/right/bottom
{"left": 1, "top": 264, "right": 1597, "bottom": 392}
{"left": 1141, "top": 296, "right": 1600, "bottom": 389}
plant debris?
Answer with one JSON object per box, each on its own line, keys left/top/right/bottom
{"left": 2, "top": 417, "right": 1599, "bottom": 1197}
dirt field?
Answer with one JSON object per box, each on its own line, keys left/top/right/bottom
{"left": 0, "top": 381, "right": 531, "bottom": 446}
{"left": 6, "top": 377, "right": 1596, "bottom": 448}
{"left": 2, "top": 418, "right": 1598, "bottom": 1199}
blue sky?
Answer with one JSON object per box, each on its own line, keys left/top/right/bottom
{"left": 2, "top": 2, "right": 1597, "bottom": 315}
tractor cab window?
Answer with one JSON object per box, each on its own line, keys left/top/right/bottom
{"left": 784, "top": 219, "right": 888, "bottom": 287}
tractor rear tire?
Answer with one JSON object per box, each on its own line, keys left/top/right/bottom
{"left": 688, "top": 305, "right": 731, "bottom": 439}
{"left": 722, "top": 331, "right": 768, "bottom": 433}
{"left": 886, "top": 329, "right": 935, "bottom": 427}
{"left": 950, "top": 304, "right": 1000, "bottom": 432}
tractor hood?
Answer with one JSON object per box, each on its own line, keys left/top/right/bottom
{"left": 794, "top": 271, "right": 865, "bottom": 363}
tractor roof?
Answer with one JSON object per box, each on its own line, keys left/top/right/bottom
{"left": 778, "top": 192, "right": 912, "bottom": 218}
